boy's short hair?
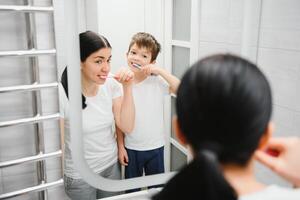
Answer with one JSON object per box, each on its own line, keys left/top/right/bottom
{"left": 128, "top": 32, "right": 161, "bottom": 62}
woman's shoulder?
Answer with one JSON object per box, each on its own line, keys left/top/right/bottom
{"left": 239, "top": 185, "right": 300, "bottom": 200}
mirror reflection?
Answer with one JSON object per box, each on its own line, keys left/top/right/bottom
{"left": 63, "top": 0, "right": 300, "bottom": 197}
{"left": 1, "top": 0, "right": 300, "bottom": 199}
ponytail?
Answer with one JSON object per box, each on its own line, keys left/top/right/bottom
{"left": 152, "top": 149, "right": 236, "bottom": 200}
{"left": 61, "top": 67, "right": 87, "bottom": 109}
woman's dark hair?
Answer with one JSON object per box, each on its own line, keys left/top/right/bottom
{"left": 153, "top": 54, "right": 272, "bottom": 200}
{"left": 61, "top": 31, "right": 111, "bottom": 109}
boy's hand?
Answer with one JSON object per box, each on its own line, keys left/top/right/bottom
{"left": 115, "top": 68, "right": 134, "bottom": 87}
{"left": 142, "top": 64, "right": 161, "bottom": 76}
{"left": 118, "top": 146, "right": 129, "bottom": 166}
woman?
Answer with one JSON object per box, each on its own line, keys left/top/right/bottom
{"left": 59, "top": 31, "right": 135, "bottom": 200}
{"left": 152, "top": 54, "right": 300, "bottom": 200}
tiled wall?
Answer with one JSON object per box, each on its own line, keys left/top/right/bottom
{"left": 198, "top": 0, "right": 300, "bottom": 186}
{"left": 0, "top": 0, "right": 69, "bottom": 199}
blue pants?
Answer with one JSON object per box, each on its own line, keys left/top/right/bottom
{"left": 125, "top": 146, "right": 165, "bottom": 192}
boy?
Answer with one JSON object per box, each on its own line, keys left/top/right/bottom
{"left": 118, "top": 32, "right": 180, "bottom": 191}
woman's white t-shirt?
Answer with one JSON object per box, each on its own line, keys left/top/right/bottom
{"left": 239, "top": 185, "right": 300, "bottom": 200}
{"left": 59, "top": 78, "right": 122, "bottom": 179}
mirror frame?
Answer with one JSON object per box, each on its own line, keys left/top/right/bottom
{"left": 65, "top": 0, "right": 175, "bottom": 192}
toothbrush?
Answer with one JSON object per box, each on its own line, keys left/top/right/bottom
{"left": 132, "top": 63, "right": 142, "bottom": 70}
{"left": 132, "top": 63, "right": 156, "bottom": 76}
{"left": 107, "top": 73, "right": 116, "bottom": 78}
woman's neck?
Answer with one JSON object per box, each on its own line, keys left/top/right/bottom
{"left": 81, "top": 76, "right": 99, "bottom": 97}
{"left": 222, "top": 159, "right": 266, "bottom": 196}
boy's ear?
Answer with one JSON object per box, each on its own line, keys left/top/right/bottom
{"left": 258, "top": 121, "right": 274, "bottom": 150}
{"left": 173, "top": 116, "right": 187, "bottom": 146}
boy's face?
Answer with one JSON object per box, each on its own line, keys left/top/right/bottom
{"left": 127, "top": 43, "right": 154, "bottom": 73}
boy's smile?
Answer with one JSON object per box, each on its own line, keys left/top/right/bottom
{"left": 127, "top": 43, "right": 153, "bottom": 72}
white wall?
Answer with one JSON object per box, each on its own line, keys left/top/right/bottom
{"left": 195, "top": 0, "right": 300, "bottom": 186}
{"left": 87, "top": 0, "right": 300, "bottom": 188}
{"left": 86, "top": 0, "right": 164, "bottom": 73}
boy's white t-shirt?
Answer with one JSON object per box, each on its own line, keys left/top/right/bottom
{"left": 239, "top": 185, "right": 300, "bottom": 200}
{"left": 125, "top": 76, "right": 169, "bottom": 151}
{"left": 59, "top": 78, "right": 122, "bottom": 179}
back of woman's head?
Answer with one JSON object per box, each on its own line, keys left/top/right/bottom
{"left": 152, "top": 54, "right": 272, "bottom": 200}
{"left": 79, "top": 30, "right": 111, "bottom": 62}
{"left": 176, "top": 54, "right": 272, "bottom": 165}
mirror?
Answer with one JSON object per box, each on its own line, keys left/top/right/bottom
{"left": 61, "top": 0, "right": 300, "bottom": 197}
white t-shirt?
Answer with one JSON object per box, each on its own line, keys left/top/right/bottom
{"left": 125, "top": 76, "right": 169, "bottom": 151}
{"left": 239, "top": 185, "right": 300, "bottom": 200}
{"left": 100, "top": 185, "right": 300, "bottom": 200}
{"left": 59, "top": 78, "right": 123, "bottom": 179}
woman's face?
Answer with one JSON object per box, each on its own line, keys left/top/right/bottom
{"left": 81, "top": 47, "right": 112, "bottom": 85}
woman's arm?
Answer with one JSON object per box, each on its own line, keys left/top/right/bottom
{"left": 116, "top": 125, "right": 128, "bottom": 166}
{"left": 113, "top": 68, "right": 135, "bottom": 133}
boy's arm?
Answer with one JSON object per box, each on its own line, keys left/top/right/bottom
{"left": 143, "top": 64, "right": 181, "bottom": 94}
{"left": 116, "top": 125, "right": 128, "bottom": 166}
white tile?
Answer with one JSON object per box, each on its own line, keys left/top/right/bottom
{"left": 38, "top": 56, "right": 58, "bottom": 83}
{"left": 272, "top": 105, "right": 299, "bottom": 137}
{"left": 0, "top": 93, "right": 35, "bottom": 122}
{"left": 0, "top": 12, "right": 28, "bottom": 51}
{"left": 35, "top": 12, "right": 55, "bottom": 49}
{"left": 198, "top": 41, "right": 258, "bottom": 61}
{"left": 0, "top": 126, "right": 36, "bottom": 162}
{"left": 257, "top": 48, "right": 300, "bottom": 111}
{"left": 0, "top": 169, "right": 3, "bottom": 194}
{"left": 0, "top": 57, "right": 31, "bottom": 87}
{"left": 292, "top": 112, "right": 300, "bottom": 137}
{"left": 259, "top": 29, "right": 300, "bottom": 51}
{"left": 33, "top": 0, "right": 52, "bottom": 7}
{"left": 43, "top": 120, "right": 61, "bottom": 152}
{"left": 2, "top": 192, "right": 39, "bottom": 200}
{"left": 201, "top": 0, "right": 231, "bottom": 22}
{"left": 2, "top": 162, "right": 37, "bottom": 177}
{"left": 2, "top": 172, "right": 37, "bottom": 193}
{"left": 199, "top": 25, "right": 243, "bottom": 45}
{"left": 40, "top": 89, "right": 59, "bottom": 115}
{"left": 261, "top": 0, "right": 300, "bottom": 30}
{"left": 46, "top": 168, "right": 63, "bottom": 182}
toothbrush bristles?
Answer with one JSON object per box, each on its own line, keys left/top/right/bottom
{"left": 107, "top": 73, "right": 116, "bottom": 78}
{"left": 133, "top": 63, "right": 142, "bottom": 69}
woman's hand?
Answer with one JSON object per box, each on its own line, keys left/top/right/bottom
{"left": 115, "top": 68, "right": 134, "bottom": 87}
{"left": 255, "top": 137, "right": 300, "bottom": 187}
{"left": 118, "top": 146, "right": 129, "bottom": 166}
